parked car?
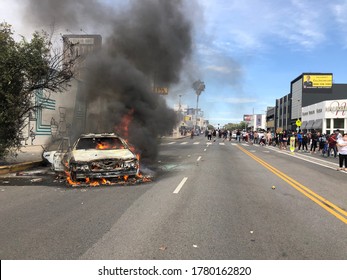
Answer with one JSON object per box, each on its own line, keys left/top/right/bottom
{"left": 42, "top": 137, "right": 70, "bottom": 172}
{"left": 63, "top": 133, "right": 139, "bottom": 181}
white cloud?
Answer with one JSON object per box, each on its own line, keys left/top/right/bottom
{"left": 208, "top": 97, "right": 257, "bottom": 104}
{"left": 198, "top": 0, "right": 341, "bottom": 54}
{"left": 331, "top": 1, "right": 347, "bottom": 47}
{"left": 205, "top": 65, "right": 232, "bottom": 73}
{"left": 225, "top": 97, "right": 257, "bottom": 104}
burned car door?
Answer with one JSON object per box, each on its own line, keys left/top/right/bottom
{"left": 52, "top": 138, "right": 70, "bottom": 172}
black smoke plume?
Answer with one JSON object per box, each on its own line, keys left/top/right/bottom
{"left": 24, "top": 0, "right": 193, "bottom": 161}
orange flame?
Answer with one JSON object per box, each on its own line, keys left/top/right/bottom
{"left": 96, "top": 142, "right": 111, "bottom": 150}
{"left": 116, "top": 109, "right": 134, "bottom": 139}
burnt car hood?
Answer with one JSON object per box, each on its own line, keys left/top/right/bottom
{"left": 71, "top": 149, "right": 136, "bottom": 162}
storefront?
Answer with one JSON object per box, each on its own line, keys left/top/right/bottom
{"left": 301, "top": 99, "right": 346, "bottom": 135}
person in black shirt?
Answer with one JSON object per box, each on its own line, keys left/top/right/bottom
{"left": 303, "top": 75, "right": 313, "bottom": 88}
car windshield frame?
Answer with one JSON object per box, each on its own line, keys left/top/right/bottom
{"left": 75, "top": 137, "right": 126, "bottom": 150}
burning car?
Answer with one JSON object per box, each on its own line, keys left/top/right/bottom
{"left": 63, "top": 133, "right": 139, "bottom": 183}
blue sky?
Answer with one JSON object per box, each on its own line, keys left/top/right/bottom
{"left": 2, "top": 0, "right": 347, "bottom": 127}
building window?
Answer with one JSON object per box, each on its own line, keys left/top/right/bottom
{"left": 326, "top": 119, "right": 330, "bottom": 129}
{"left": 334, "top": 118, "right": 344, "bottom": 130}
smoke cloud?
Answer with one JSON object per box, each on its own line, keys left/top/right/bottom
{"left": 24, "top": 0, "right": 194, "bottom": 161}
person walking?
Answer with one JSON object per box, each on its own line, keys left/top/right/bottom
{"left": 212, "top": 129, "right": 217, "bottom": 142}
{"left": 207, "top": 129, "right": 212, "bottom": 141}
{"left": 281, "top": 131, "right": 288, "bottom": 150}
{"left": 328, "top": 132, "right": 338, "bottom": 158}
{"left": 317, "top": 132, "right": 325, "bottom": 153}
{"left": 236, "top": 130, "right": 241, "bottom": 142}
{"left": 297, "top": 131, "right": 303, "bottom": 151}
{"left": 336, "top": 133, "right": 347, "bottom": 171}
{"left": 302, "top": 133, "right": 309, "bottom": 152}
{"left": 310, "top": 131, "right": 318, "bottom": 153}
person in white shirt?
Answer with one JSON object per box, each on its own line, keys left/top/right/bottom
{"left": 336, "top": 133, "right": 347, "bottom": 171}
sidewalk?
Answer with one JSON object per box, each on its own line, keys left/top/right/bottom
{"left": 0, "top": 145, "right": 44, "bottom": 175}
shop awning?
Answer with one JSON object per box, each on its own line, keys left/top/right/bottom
{"left": 300, "top": 121, "right": 307, "bottom": 129}
{"left": 312, "top": 119, "right": 323, "bottom": 129}
{"left": 306, "top": 120, "right": 315, "bottom": 130}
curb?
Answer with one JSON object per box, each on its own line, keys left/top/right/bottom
{"left": 0, "top": 161, "right": 43, "bottom": 175}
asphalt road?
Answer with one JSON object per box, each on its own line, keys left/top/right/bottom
{"left": 1, "top": 135, "right": 347, "bottom": 259}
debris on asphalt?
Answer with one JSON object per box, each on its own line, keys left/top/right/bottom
{"left": 30, "top": 178, "right": 43, "bottom": 182}
{"left": 193, "top": 244, "right": 198, "bottom": 248}
{"left": 271, "top": 185, "right": 276, "bottom": 189}
{"left": 159, "top": 245, "right": 167, "bottom": 251}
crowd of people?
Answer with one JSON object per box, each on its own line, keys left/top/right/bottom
{"left": 203, "top": 128, "right": 347, "bottom": 171}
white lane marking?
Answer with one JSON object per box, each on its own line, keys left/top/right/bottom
{"left": 180, "top": 142, "right": 188, "bottom": 145}
{"left": 206, "top": 142, "right": 212, "bottom": 146}
{"left": 264, "top": 146, "right": 340, "bottom": 170}
{"left": 168, "top": 142, "right": 175, "bottom": 145}
{"left": 231, "top": 143, "right": 237, "bottom": 146}
{"left": 197, "top": 156, "right": 202, "bottom": 162}
{"left": 173, "top": 177, "right": 188, "bottom": 194}
{"left": 193, "top": 142, "right": 200, "bottom": 145}
{"left": 219, "top": 143, "right": 225, "bottom": 145}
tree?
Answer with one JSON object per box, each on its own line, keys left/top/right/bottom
{"left": 224, "top": 121, "right": 249, "bottom": 131}
{"left": 0, "top": 23, "right": 78, "bottom": 159}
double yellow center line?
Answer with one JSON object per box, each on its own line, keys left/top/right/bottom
{"left": 237, "top": 145, "right": 347, "bottom": 225}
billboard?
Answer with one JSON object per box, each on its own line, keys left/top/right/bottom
{"left": 302, "top": 74, "right": 333, "bottom": 93}
{"left": 243, "top": 115, "right": 252, "bottom": 122}
{"left": 153, "top": 87, "right": 169, "bottom": 95}
{"left": 256, "top": 114, "right": 262, "bottom": 127}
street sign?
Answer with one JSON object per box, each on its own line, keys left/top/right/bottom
{"left": 296, "top": 119, "right": 302, "bottom": 127}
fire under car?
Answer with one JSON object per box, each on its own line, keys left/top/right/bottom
{"left": 63, "top": 133, "right": 140, "bottom": 182}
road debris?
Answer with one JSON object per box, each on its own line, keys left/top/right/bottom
{"left": 30, "top": 178, "right": 43, "bottom": 183}
{"left": 159, "top": 245, "right": 167, "bottom": 251}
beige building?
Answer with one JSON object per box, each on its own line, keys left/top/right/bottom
{"left": 21, "top": 35, "right": 102, "bottom": 146}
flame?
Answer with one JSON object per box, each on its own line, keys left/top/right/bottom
{"left": 96, "top": 142, "right": 111, "bottom": 150}
{"left": 65, "top": 171, "right": 152, "bottom": 187}
{"left": 116, "top": 109, "right": 134, "bottom": 139}
{"left": 89, "top": 181, "right": 100, "bottom": 187}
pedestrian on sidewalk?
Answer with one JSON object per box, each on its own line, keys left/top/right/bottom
{"left": 310, "top": 130, "right": 318, "bottom": 153}
{"left": 328, "top": 132, "right": 338, "bottom": 158}
{"left": 302, "top": 133, "right": 309, "bottom": 152}
{"left": 336, "top": 133, "right": 347, "bottom": 171}
{"left": 297, "top": 131, "right": 303, "bottom": 151}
